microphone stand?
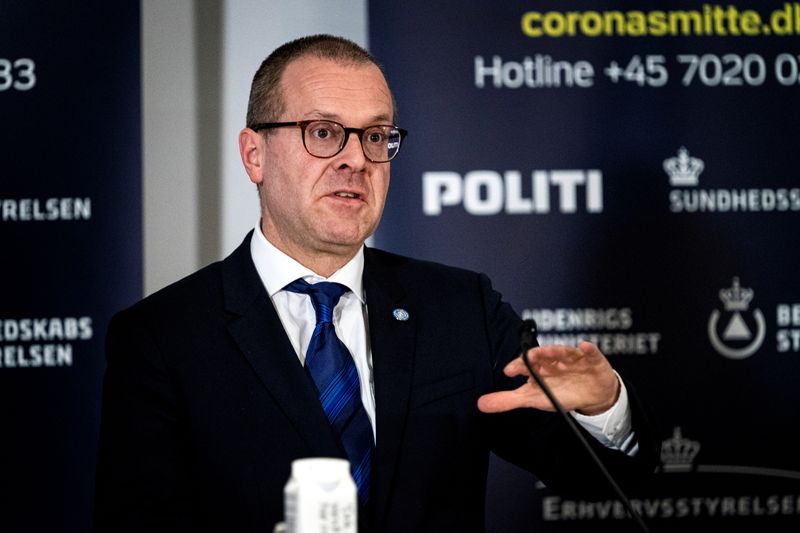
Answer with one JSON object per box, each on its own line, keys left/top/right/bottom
{"left": 519, "top": 320, "right": 650, "bottom": 533}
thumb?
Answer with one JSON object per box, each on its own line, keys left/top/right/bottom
{"left": 477, "top": 388, "right": 529, "bottom": 413}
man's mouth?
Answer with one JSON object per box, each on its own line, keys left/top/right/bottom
{"left": 334, "top": 191, "right": 360, "bottom": 200}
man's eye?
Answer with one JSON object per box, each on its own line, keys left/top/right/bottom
{"left": 312, "top": 128, "right": 331, "bottom": 139}
{"left": 366, "top": 131, "right": 385, "bottom": 144}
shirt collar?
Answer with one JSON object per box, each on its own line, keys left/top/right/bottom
{"left": 250, "top": 223, "right": 365, "bottom": 303}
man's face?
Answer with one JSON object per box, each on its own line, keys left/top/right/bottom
{"left": 249, "top": 55, "right": 394, "bottom": 268}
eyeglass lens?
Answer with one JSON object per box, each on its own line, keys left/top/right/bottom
{"left": 303, "top": 120, "right": 402, "bottom": 162}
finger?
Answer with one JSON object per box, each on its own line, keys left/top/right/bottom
{"left": 477, "top": 386, "right": 545, "bottom": 413}
{"left": 503, "top": 355, "right": 528, "bottom": 377}
{"left": 504, "top": 345, "right": 581, "bottom": 377}
{"left": 533, "top": 344, "right": 582, "bottom": 365}
{"left": 503, "top": 352, "right": 550, "bottom": 378}
{"left": 577, "top": 340, "right": 604, "bottom": 362}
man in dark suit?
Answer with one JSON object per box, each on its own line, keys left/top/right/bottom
{"left": 94, "top": 35, "right": 658, "bottom": 532}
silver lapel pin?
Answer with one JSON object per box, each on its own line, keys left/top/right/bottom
{"left": 392, "top": 308, "right": 410, "bottom": 321}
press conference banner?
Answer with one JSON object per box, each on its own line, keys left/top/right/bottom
{"left": 0, "top": 3, "right": 141, "bottom": 532}
{"left": 370, "top": 1, "right": 800, "bottom": 531}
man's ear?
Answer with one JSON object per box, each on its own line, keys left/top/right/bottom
{"left": 239, "top": 128, "right": 265, "bottom": 185}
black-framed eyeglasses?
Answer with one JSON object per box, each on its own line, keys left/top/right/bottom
{"left": 250, "top": 119, "right": 408, "bottom": 163}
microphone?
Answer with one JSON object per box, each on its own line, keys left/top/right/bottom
{"left": 518, "top": 319, "right": 650, "bottom": 533}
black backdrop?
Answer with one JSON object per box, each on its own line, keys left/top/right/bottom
{"left": 369, "top": 1, "right": 800, "bottom": 531}
{"left": 1, "top": 3, "right": 141, "bottom": 532}
{"left": 2, "top": 1, "right": 799, "bottom": 531}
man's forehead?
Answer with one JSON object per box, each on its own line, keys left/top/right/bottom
{"left": 279, "top": 56, "right": 394, "bottom": 119}
{"left": 283, "top": 53, "right": 383, "bottom": 77}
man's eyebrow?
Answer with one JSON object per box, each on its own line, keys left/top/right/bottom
{"left": 302, "top": 110, "right": 395, "bottom": 124}
{"left": 370, "top": 113, "right": 394, "bottom": 124}
{"left": 304, "top": 110, "right": 339, "bottom": 120}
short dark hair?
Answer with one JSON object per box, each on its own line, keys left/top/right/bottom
{"left": 245, "top": 34, "right": 390, "bottom": 128}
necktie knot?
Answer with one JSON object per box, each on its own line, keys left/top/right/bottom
{"left": 284, "top": 279, "right": 349, "bottom": 325}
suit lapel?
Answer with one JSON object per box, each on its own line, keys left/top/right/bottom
{"left": 220, "top": 237, "right": 417, "bottom": 524}
{"left": 363, "top": 248, "right": 417, "bottom": 528}
{"left": 222, "top": 233, "right": 342, "bottom": 458}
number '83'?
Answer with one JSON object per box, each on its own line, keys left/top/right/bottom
{"left": 0, "top": 58, "right": 36, "bottom": 91}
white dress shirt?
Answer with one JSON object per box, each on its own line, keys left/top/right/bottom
{"left": 249, "top": 224, "right": 636, "bottom": 453}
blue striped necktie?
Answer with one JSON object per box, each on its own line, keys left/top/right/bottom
{"left": 284, "top": 279, "right": 373, "bottom": 504}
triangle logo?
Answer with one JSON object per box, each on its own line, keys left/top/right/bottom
{"left": 722, "top": 312, "right": 752, "bottom": 341}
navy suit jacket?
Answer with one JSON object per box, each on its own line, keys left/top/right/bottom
{"left": 93, "top": 232, "right": 658, "bottom": 532}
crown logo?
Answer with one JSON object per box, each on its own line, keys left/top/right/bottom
{"left": 719, "top": 277, "right": 753, "bottom": 311}
{"left": 660, "top": 427, "right": 700, "bottom": 471}
{"left": 663, "top": 147, "right": 704, "bottom": 186}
